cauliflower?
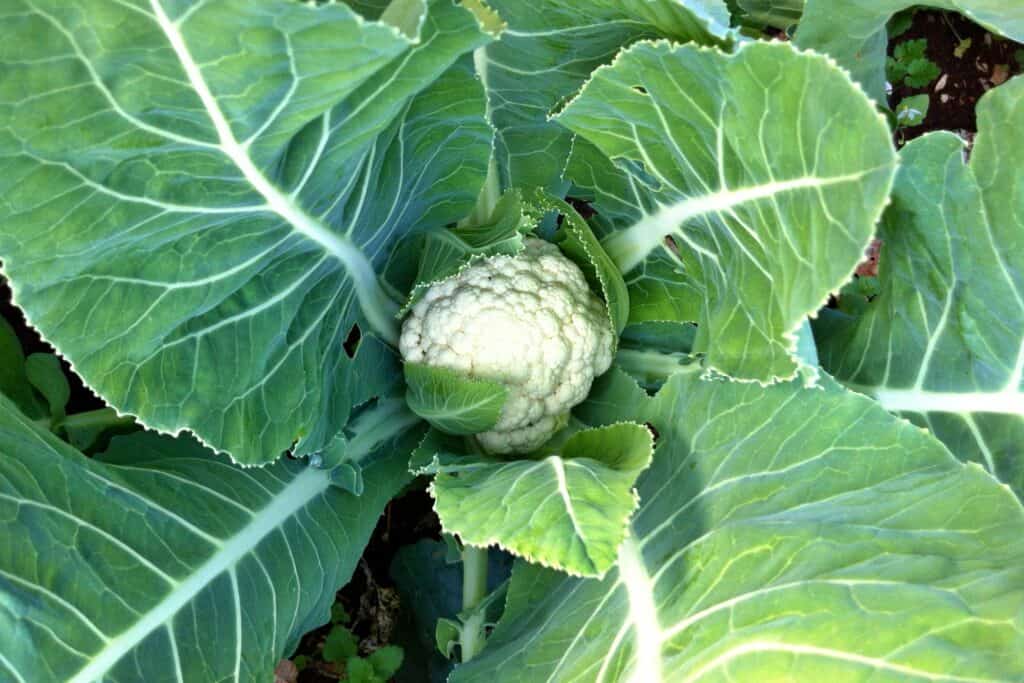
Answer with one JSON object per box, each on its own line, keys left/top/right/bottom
{"left": 400, "top": 238, "right": 614, "bottom": 454}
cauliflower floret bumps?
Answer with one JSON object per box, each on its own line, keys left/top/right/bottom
{"left": 400, "top": 238, "right": 614, "bottom": 454}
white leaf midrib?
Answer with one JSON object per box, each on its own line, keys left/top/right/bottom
{"left": 549, "top": 456, "right": 589, "bottom": 550}
{"left": 149, "top": 0, "right": 398, "bottom": 343}
{"left": 67, "top": 466, "right": 332, "bottom": 683}
{"left": 616, "top": 535, "right": 663, "bottom": 683}
{"left": 867, "top": 387, "right": 1024, "bottom": 416}
{"left": 602, "top": 169, "right": 884, "bottom": 273}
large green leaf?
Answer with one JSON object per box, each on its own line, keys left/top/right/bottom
{"left": 404, "top": 362, "right": 508, "bottom": 436}
{"left": 0, "top": 393, "right": 418, "bottom": 682}
{"left": 559, "top": 40, "right": 897, "bottom": 382}
{"left": 483, "top": 0, "right": 732, "bottom": 191}
{"left": 415, "top": 424, "right": 653, "bottom": 577}
{"left": 0, "top": 0, "right": 492, "bottom": 464}
{"left": 728, "top": 0, "right": 803, "bottom": 29}
{"left": 815, "top": 78, "right": 1024, "bottom": 498}
{"left": 452, "top": 373, "right": 1024, "bottom": 682}
{"left": 795, "top": 0, "right": 1024, "bottom": 103}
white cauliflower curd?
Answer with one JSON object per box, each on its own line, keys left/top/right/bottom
{"left": 400, "top": 238, "right": 614, "bottom": 454}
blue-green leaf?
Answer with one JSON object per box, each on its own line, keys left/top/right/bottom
{"left": 452, "top": 374, "right": 1024, "bottom": 682}
{"left": 0, "top": 394, "right": 417, "bottom": 682}
{"left": 482, "top": 0, "right": 732, "bottom": 191}
{"left": 558, "top": 40, "right": 897, "bottom": 382}
{"left": 815, "top": 77, "right": 1024, "bottom": 498}
{"left": 0, "top": 0, "right": 492, "bottom": 464}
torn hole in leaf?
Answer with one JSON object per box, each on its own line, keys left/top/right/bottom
{"left": 644, "top": 422, "right": 660, "bottom": 443}
{"left": 631, "top": 85, "right": 648, "bottom": 95}
{"left": 343, "top": 323, "right": 362, "bottom": 359}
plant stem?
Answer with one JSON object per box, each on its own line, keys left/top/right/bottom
{"left": 614, "top": 348, "right": 702, "bottom": 389}
{"left": 343, "top": 398, "right": 422, "bottom": 464}
{"left": 795, "top": 317, "right": 819, "bottom": 368}
{"left": 459, "top": 46, "right": 502, "bottom": 227}
{"left": 35, "top": 407, "right": 134, "bottom": 434}
{"left": 464, "top": 156, "right": 502, "bottom": 227}
{"left": 941, "top": 12, "right": 963, "bottom": 43}
{"left": 459, "top": 544, "right": 489, "bottom": 662}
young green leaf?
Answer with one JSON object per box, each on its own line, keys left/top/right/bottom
{"left": 904, "top": 59, "right": 941, "bottom": 88}
{"left": 895, "top": 93, "right": 931, "bottom": 127}
{"left": 436, "top": 618, "right": 461, "bottom": 658}
{"left": 331, "top": 603, "right": 350, "bottom": 626}
{"left": 323, "top": 625, "right": 359, "bottom": 663}
{"left": 422, "top": 423, "right": 654, "bottom": 577}
{"left": 345, "top": 656, "right": 378, "bottom": 683}
{"left": 61, "top": 407, "right": 137, "bottom": 454}
{"left": 531, "top": 191, "right": 630, "bottom": 339}
{"left": 368, "top": 645, "right": 404, "bottom": 679}
{"left": 887, "top": 38, "right": 941, "bottom": 88}
{"left": 404, "top": 363, "right": 508, "bottom": 436}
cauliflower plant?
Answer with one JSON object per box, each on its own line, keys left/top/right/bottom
{"left": 400, "top": 238, "right": 614, "bottom": 454}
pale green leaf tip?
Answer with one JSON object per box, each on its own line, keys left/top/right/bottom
{"left": 379, "top": 0, "right": 428, "bottom": 41}
{"left": 459, "top": 0, "right": 506, "bottom": 38}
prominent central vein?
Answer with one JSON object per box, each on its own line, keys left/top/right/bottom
{"left": 150, "top": 1, "right": 399, "bottom": 344}
{"left": 549, "top": 457, "right": 588, "bottom": 548}
{"left": 602, "top": 171, "right": 875, "bottom": 273}
{"left": 867, "top": 387, "right": 1024, "bottom": 415}
{"left": 68, "top": 467, "right": 332, "bottom": 683}
{"left": 617, "top": 534, "right": 663, "bottom": 683}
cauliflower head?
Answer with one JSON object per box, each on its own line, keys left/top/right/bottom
{"left": 400, "top": 238, "right": 614, "bottom": 454}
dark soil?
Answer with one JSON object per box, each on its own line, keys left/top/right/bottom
{"left": 839, "top": 10, "right": 1023, "bottom": 300}
{"left": 889, "top": 9, "right": 1024, "bottom": 143}
{"left": 292, "top": 487, "right": 440, "bottom": 682}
